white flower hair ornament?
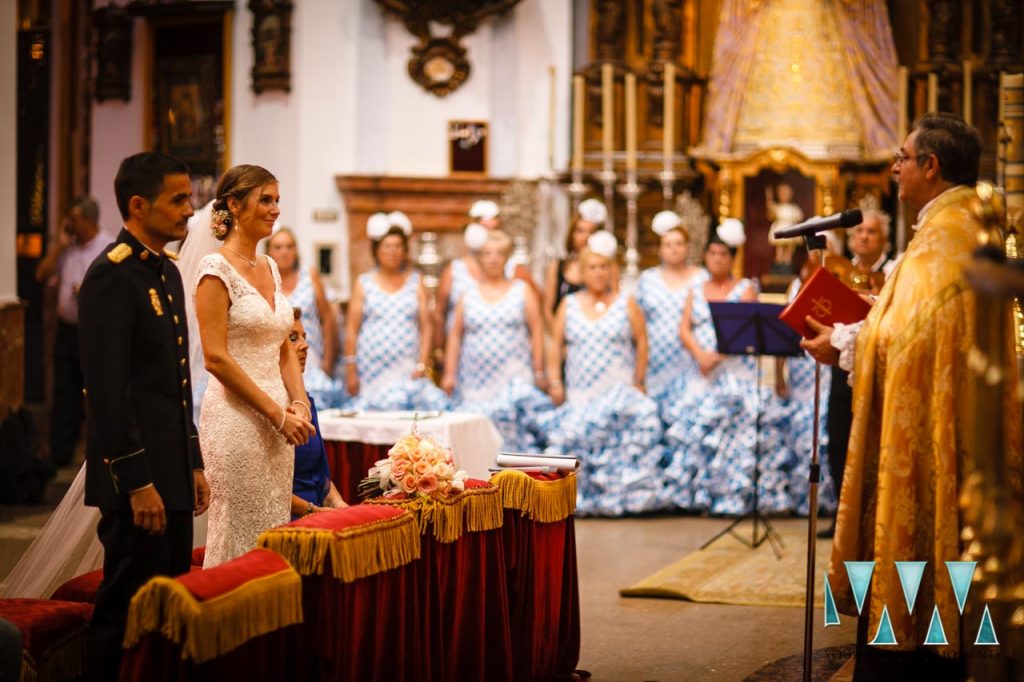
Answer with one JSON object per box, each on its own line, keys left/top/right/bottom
{"left": 651, "top": 210, "right": 683, "bottom": 236}
{"left": 387, "top": 210, "right": 414, "bottom": 236}
{"left": 210, "top": 208, "right": 232, "bottom": 239}
{"left": 468, "top": 199, "right": 500, "bottom": 220}
{"left": 716, "top": 218, "right": 746, "bottom": 247}
{"left": 577, "top": 198, "right": 607, "bottom": 225}
{"left": 464, "top": 222, "right": 489, "bottom": 251}
{"left": 366, "top": 212, "right": 390, "bottom": 241}
{"left": 587, "top": 230, "right": 618, "bottom": 259}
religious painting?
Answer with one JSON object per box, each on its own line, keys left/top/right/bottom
{"left": 155, "top": 56, "right": 217, "bottom": 175}
{"left": 448, "top": 120, "right": 488, "bottom": 176}
{"left": 742, "top": 169, "right": 816, "bottom": 281}
{"left": 249, "top": 0, "right": 292, "bottom": 93}
{"left": 93, "top": 5, "right": 133, "bottom": 102}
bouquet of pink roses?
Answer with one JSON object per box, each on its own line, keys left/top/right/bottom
{"left": 359, "top": 431, "right": 469, "bottom": 501}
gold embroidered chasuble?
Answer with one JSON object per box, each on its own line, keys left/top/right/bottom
{"left": 828, "top": 185, "right": 1022, "bottom": 654}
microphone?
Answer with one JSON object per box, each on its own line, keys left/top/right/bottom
{"left": 772, "top": 209, "right": 863, "bottom": 240}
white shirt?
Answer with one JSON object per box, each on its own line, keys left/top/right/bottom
{"left": 57, "top": 231, "right": 114, "bottom": 324}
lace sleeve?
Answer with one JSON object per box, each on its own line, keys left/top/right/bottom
{"left": 195, "top": 253, "right": 243, "bottom": 303}
{"left": 831, "top": 321, "right": 863, "bottom": 379}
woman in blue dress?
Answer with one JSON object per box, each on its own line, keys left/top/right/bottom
{"left": 539, "top": 231, "right": 666, "bottom": 516}
{"left": 441, "top": 230, "right": 551, "bottom": 452}
{"left": 286, "top": 308, "right": 348, "bottom": 519}
{"left": 635, "top": 210, "right": 709, "bottom": 417}
{"left": 343, "top": 218, "right": 449, "bottom": 411}
{"left": 266, "top": 227, "right": 346, "bottom": 407}
{"left": 662, "top": 222, "right": 796, "bottom": 515}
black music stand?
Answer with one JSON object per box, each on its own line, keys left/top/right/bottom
{"left": 698, "top": 302, "right": 803, "bottom": 559}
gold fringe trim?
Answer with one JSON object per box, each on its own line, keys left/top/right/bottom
{"left": 489, "top": 470, "right": 577, "bottom": 523}
{"left": 366, "top": 485, "right": 504, "bottom": 543}
{"left": 20, "top": 625, "right": 89, "bottom": 682}
{"left": 256, "top": 512, "right": 421, "bottom": 582}
{"left": 122, "top": 566, "right": 303, "bottom": 663}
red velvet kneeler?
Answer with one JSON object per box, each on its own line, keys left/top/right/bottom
{"left": 257, "top": 504, "right": 423, "bottom": 682}
{"left": 0, "top": 598, "right": 93, "bottom": 682}
{"left": 118, "top": 548, "right": 303, "bottom": 682}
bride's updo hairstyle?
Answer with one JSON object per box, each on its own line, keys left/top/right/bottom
{"left": 210, "top": 164, "right": 277, "bottom": 240}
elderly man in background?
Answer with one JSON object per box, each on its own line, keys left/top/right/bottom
{"left": 803, "top": 112, "right": 1020, "bottom": 679}
{"left": 35, "top": 197, "right": 113, "bottom": 467}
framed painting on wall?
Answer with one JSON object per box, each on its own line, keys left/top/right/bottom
{"left": 448, "top": 120, "right": 488, "bottom": 176}
{"left": 154, "top": 55, "right": 218, "bottom": 176}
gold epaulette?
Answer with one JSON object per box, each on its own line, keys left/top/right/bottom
{"left": 164, "top": 249, "right": 179, "bottom": 261}
{"left": 107, "top": 243, "right": 132, "bottom": 263}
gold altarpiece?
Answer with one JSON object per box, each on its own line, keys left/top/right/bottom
{"left": 707, "top": 148, "right": 842, "bottom": 280}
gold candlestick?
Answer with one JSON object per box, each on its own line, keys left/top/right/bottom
{"left": 663, "top": 62, "right": 675, "bottom": 174}
{"left": 625, "top": 73, "right": 637, "bottom": 172}
{"left": 601, "top": 63, "right": 614, "bottom": 167}
{"left": 571, "top": 75, "right": 585, "bottom": 173}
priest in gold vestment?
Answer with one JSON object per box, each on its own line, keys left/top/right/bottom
{"left": 803, "top": 113, "right": 1021, "bottom": 678}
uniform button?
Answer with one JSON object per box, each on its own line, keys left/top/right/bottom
{"left": 168, "top": 294, "right": 174, "bottom": 303}
{"left": 182, "top": 400, "right": 188, "bottom": 408}
{"left": 182, "top": 379, "right": 189, "bottom": 387}
{"left": 82, "top": 388, "right": 88, "bottom": 397}
{"left": 140, "top": 250, "right": 149, "bottom": 260}
{"left": 180, "top": 358, "right": 186, "bottom": 366}
{"left": 178, "top": 336, "right": 183, "bottom": 346}
{"left": 173, "top": 314, "right": 180, "bottom": 324}
{"left": 161, "top": 275, "right": 166, "bottom": 282}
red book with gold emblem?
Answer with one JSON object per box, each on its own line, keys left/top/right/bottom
{"left": 777, "top": 266, "right": 872, "bottom": 339}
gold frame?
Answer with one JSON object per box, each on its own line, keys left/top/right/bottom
{"left": 711, "top": 147, "right": 842, "bottom": 276}
{"left": 447, "top": 119, "right": 489, "bottom": 177}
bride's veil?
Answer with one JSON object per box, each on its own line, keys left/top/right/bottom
{"left": 178, "top": 200, "right": 219, "bottom": 419}
{"left": 0, "top": 203, "right": 219, "bottom": 598}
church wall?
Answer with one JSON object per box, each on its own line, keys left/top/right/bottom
{"left": 89, "top": 18, "right": 145, "bottom": 232}
{"left": 88, "top": 0, "right": 571, "bottom": 297}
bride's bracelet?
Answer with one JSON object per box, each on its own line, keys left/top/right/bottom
{"left": 291, "top": 400, "right": 312, "bottom": 419}
{"left": 276, "top": 411, "right": 287, "bottom": 433}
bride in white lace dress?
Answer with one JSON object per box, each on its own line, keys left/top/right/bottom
{"left": 194, "top": 165, "right": 315, "bottom": 567}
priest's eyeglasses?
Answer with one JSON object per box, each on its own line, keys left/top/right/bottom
{"left": 892, "top": 151, "right": 920, "bottom": 166}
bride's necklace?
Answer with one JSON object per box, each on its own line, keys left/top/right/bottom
{"left": 223, "top": 246, "right": 258, "bottom": 268}
{"left": 590, "top": 292, "right": 609, "bottom": 313}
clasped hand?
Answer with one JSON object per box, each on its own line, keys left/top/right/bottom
{"left": 281, "top": 405, "right": 316, "bottom": 446}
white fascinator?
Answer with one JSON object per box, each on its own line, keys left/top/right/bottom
{"left": 387, "top": 210, "right": 413, "bottom": 236}
{"left": 651, "top": 210, "right": 682, "bottom": 236}
{"left": 587, "top": 230, "right": 618, "bottom": 259}
{"left": 464, "top": 222, "right": 489, "bottom": 251}
{"left": 468, "top": 199, "right": 500, "bottom": 220}
{"left": 578, "top": 198, "right": 608, "bottom": 225}
{"left": 366, "top": 212, "right": 390, "bottom": 241}
{"left": 716, "top": 218, "right": 746, "bottom": 247}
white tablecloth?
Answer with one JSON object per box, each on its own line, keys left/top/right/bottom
{"left": 317, "top": 411, "right": 502, "bottom": 480}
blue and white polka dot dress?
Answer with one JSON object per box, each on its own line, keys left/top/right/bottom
{"left": 635, "top": 266, "right": 709, "bottom": 410}
{"left": 447, "top": 258, "right": 477, "bottom": 330}
{"left": 286, "top": 269, "right": 347, "bottom": 408}
{"left": 537, "top": 293, "right": 667, "bottom": 516}
{"left": 347, "top": 270, "right": 448, "bottom": 412}
{"left": 451, "top": 281, "right": 551, "bottom": 452}
{"left": 661, "top": 280, "right": 798, "bottom": 515}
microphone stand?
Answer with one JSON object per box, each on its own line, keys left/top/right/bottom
{"left": 800, "top": 232, "right": 826, "bottom": 682}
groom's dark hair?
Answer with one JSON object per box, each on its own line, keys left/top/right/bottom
{"left": 114, "top": 152, "right": 190, "bottom": 220}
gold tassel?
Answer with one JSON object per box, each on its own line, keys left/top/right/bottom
{"left": 489, "top": 471, "right": 577, "bottom": 523}
{"left": 257, "top": 512, "right": 421, "bottom": 582}
{"left": 366, "top": 485, "right": 505, "bottom": 543}
{"left": 123, "top": 567, "right": 303, "bottom": 663}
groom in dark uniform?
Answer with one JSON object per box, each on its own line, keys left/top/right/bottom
{"left": 79, "top": 152, "right": 209, "bottom": 681}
